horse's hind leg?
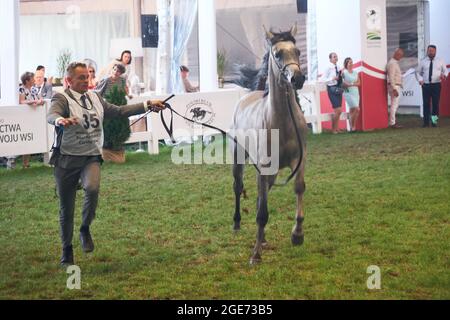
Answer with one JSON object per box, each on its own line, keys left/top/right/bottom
{"left": 291, "top": 165, "right": 306, "bottom": 246}
{"left": 232, "top": 160, "right": 244, "bottom": 231}
{"left": 251, "top": 174, "right": 269, "bottom": 264}
{"left": 258, "top": 175, "right": 276, "bottom": 247}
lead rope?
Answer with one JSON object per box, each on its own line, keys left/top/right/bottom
{"left": 272, "top": 86, "right": 304, "bottom": 187}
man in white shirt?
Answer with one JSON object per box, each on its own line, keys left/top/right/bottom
{"left": 321, "top": 53, "right": 343, "bottom": 134}
{"left": 386, "top": 48, "right": 404, "bottom": 128}
{"left": 416, "top": 45, "right": 448, "bottom": 127}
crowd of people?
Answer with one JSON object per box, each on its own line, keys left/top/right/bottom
{"left": 4, "top": 50, "right": 138, "bottom": 169}
{"left": 322, "top": 45, "right": 448, "bottom": 133}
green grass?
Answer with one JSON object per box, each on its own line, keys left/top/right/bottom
{"left": 0, "top": 116, "right": 449, "bottom": 300}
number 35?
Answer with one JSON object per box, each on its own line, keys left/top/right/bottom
{"left": 82, "top": 113, "right": 100, "bottom": 129}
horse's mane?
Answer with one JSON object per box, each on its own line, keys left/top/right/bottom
{"left": 233, "top": 30, "right": 296, "bottom": 94}
{"left": 233, "top": 51, "right": 269, "bottom": 93}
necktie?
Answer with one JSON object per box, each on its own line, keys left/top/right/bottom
{"left": 429, "top": 59, "right": 433, "bottom": 83}
{"left": 80, "top": 95, "right": 88, "bottom": 109}
{"left": 335, "top": 65, "right": 339, "bottom": 76}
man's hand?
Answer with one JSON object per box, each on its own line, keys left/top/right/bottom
{"left": 393, "top": 89, "right": 399, "bottom": 97}
{"left": 57, "top": 117, "right": 79, "bottom": 127}
{"left": 419, "top": 80, "right": 424, "bottom": 86}
{"left": 147, "top": 100, "right": 166, "bottom": 113}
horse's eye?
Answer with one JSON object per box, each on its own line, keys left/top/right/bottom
{"left": 274, "top": 50, "right": 282, "bottom": 59}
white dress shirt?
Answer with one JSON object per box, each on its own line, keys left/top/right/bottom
{"left": 321, "top": 63, "right": 340, "bottom": 86}
{"left": 416, "top": 56, "right": 448, "bottom": 84}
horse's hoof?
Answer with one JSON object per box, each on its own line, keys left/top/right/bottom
{"left": 291, "top": 233, "right": 304, "bottom": 246}
{"left": 249, "top": 256, "right": 262, "bottom": 265}
{"left": 233, "top": 222, "right": 241, "bottom": 232}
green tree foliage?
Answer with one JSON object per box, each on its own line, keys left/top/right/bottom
{"left": 103, "top": 85, "right": 130, "bottom": 150}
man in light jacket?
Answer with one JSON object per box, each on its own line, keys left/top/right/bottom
{"left": 386, "top": 48, "right": 404, "bottom": 128}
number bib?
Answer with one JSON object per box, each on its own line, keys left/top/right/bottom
{"left": 59, "top": 91, "right": 105, "bottom": 156}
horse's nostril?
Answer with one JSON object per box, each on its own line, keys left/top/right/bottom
{"left": 291, "top": 75, "right": 305, "bottom": 89}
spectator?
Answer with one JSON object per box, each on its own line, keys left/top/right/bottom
{"left": 180, "top": 65, "right": 199, "bottom": 93}
{"left": 36, "top": 65, "right": 53, "bottom": 85}
{"left": 33, "top": 69, "right": 53, "bottom": 99}
{"left": 342, "top": 57, "right": 361, "bottom": 132}
{"left": 95, "top": 64, "right": 131, "bottom": 99}
{"left": 19, "top": 72, "right": 44, "bottom": 106}
{"left": 321, "top": 52, "right": 344, "bottom": 134}
{"left": 7, "top": 72, "right": 45, "bottom": 169}
{"left": 386, "top": 48, "right": 404, "bottom": 129}
{"left": 416, "top": 45, "right": 448, "bottom": 127}
{"left": 98, "top": 50, "right": 132, "bottom": 82}
{"left": 87, "top": 65, "right": 98, "bottom": 90}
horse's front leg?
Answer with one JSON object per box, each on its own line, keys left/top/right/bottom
{"left": 251, "top": 174, "right": 269, "bottom": 264}
{"left": 233, "top": 163, "right": 244, "bottom": 231}
{"left": 233, "top": 144, "right": 245, "bottom": 231}
{"left": 291, "top": 161, "right": 306, "bottom": 246}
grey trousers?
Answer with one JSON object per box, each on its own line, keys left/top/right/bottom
{"left": 54, "top": 161, "right": 101, "bottom": 248}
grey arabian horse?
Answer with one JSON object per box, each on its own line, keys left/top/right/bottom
{"left": 231, "top": 26, "right": 307, "bottom": 264}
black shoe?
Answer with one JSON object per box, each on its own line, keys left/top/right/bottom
{"left": 422, "top": 123, "right": 430, "bottom": 128}
{"left": 60, "top": 245, "right": 74, "bottom": 266}
{"left": 80, "top": 228, "right": 94, "bottom": 253}
{"left": 431, "top": 123, "right": 437, "bottom": 128}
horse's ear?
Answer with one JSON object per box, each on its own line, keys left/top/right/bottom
{"left": 290, "top": 23, "right": 298, "bottom": 37}
{"left": 263, "top": 25, "right": 274, "bottom": 41}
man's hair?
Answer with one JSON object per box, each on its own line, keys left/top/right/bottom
{"left": 36, "top": 65, "right": 45, "bottom": 71}
{"left": 21, "top": 72, "right": 35, "bottom": 85}
{"left": 393, "top": 48, "right": 404, "bottom": 58}
{"left": 428, "top": 45, "right": 437, "bottom": 50}
{"left": 66, "top": 62, "right": 87, "bottom": 78}
{"left": 180, "top": 65, "right": 190, "bottom": 72}
{"left": 113, "top": 63, "right": 126, "bottom": 75}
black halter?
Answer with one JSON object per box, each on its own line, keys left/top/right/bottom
{"left": 269, "top": 42, "right": 301, "bottom": 82}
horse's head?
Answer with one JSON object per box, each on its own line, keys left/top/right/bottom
{"left": 265, "top": 25, "right": 305, "bottom": 90}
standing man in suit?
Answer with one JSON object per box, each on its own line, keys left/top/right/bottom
{"left": 416, "top": 45, "right": 448, "bottom": 127}
{"left": 33, "top": 68, "right": 53, "bottom": 99}
{"left": 48, "top": 62, "right": 165, "bottom": 266}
